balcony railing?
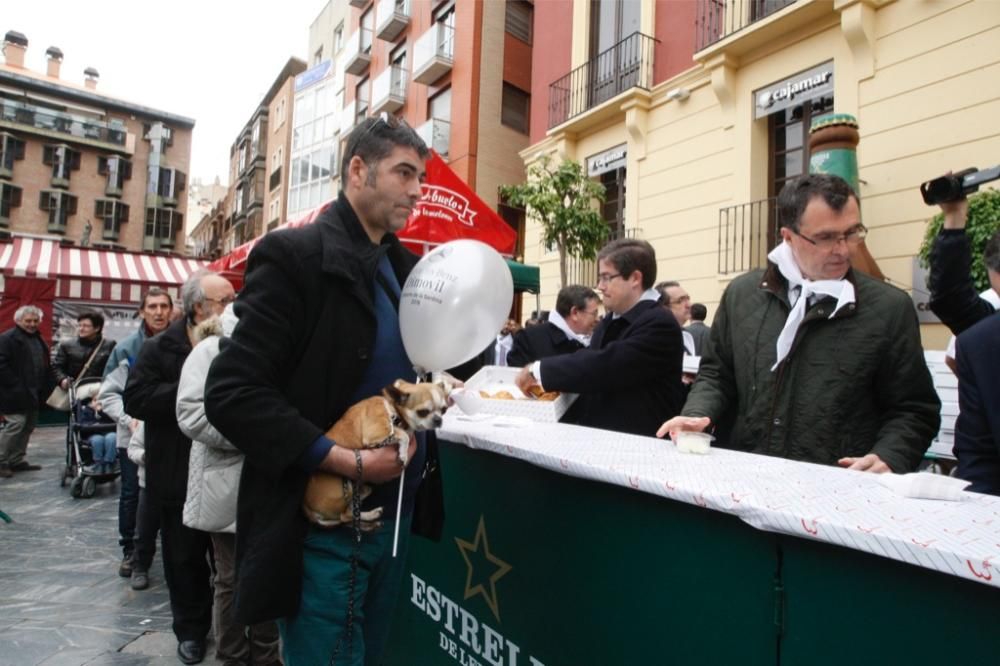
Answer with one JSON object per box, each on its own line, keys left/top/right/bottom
{"left": 717, "top": 197, "right": 778, "bottom": 275}
{"left": 416, "top": 117, "right": 450, "bottom": 157}
{"left": 343, "top": 28, "right": 373, "bottom": 76}
{"left": 548, "top": 32, "right": 657, "bottom": 130}
{"left": 564, "top": 227, "right": 642, "bottom": 287}
{"left": 413, "top": 23, "right": 454, "bottom": 85}
{"left": 0, "top": 98, "right": 128, "bottom": 148}
{"left": 376, "top": 0, "right": 410, "bottom": 42}
{"left": 695, "top": 0, "right": 798, "bottom": 52}
{"left": 372, "top": 65, "right": 407, "bottom": 115}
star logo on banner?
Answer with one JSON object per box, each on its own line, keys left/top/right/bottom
{"left": 455, "top": 515, "right": 512, "bottom": 623}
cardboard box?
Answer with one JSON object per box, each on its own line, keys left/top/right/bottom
{"left": 457, "top": 366, "right": 578, "bottom": 423}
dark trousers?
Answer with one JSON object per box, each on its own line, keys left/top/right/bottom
{"left": 117, "top": 449, "right": 139, "bottom": 557}
{"left": 160, "top": 503, "right": 214, "bottom": 642}
{"left": 212, "top": 532, "right": 281, "bottom": 665}
{"left": 132, "top": 486, "right": 160, "bottom": 571}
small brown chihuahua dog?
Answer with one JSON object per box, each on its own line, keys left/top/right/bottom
{"left": 302, "top": 378, "right": 452, "bottom": 528}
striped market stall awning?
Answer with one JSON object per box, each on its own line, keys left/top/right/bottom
{"left": 0, "top": 236, "right": 210, "bottom": 304}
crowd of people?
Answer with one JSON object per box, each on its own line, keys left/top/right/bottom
{"left": 0, "top": 111, "right": 997, "bottom": 666}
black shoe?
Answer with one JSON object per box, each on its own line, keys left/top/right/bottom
{"left": 118, "top": 554, "right": 133, "bottom": 578}
{"left": 131, "top": 569, "right": 149, "bottom": 590}
{"left": 177, "top": 639, "right": 206, "bottom": 665}
{"left": 10, "top": 461, "right": 41, "bottom": 472}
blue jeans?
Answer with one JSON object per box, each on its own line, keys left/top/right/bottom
{"left": 118, "top": 448, "right": 139, "bottom": 556}
{"left": 88, "top": 433, "right": 117, "bottom": 464}
{"left": 278, "top": 516, "right": 412, "bottom": 666}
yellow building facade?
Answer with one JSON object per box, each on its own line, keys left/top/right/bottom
{"left": 521, "top": 0, "right": 1000, "bottom": 349}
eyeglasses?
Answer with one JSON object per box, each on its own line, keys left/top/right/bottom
{"left": 792, "top": 224, "right": 868, "bottom": 249}
{"left": 348, "top": 111, "right": 410, "bottom": 157}
{"left": 596, "top": 273, "right": 623, "bottom": 286}
{"left": 205, "top": 295, "right": 236, "bottom": 306}
{"left": 669, "top": 295, "right": 691, "bottom": 305}
{"left": 579, "top": 308, "right": 600, "bottom": 318}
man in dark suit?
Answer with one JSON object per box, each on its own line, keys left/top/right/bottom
{"left": 950, "top": 231, "right": 1000, "bottom": 495}
{"left": 507, "top": 285, "right": 600, "bottom": 367}
{"left": 955, "top": 313, "right": 1000, "bottom": 495}
{"left": 515, "top": 239, "right": 685, "bottom": 436}
{"left": 205, "top": 116, "right": 435, "bottom": 665}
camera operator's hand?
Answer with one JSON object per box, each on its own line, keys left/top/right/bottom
{"left": 938, "top": 171, "right": 968, "bottom": 230}
{"left": 940, "top": 197, "right": 968, "bottom": 230}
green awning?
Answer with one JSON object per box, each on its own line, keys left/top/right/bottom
{"left": 506, "top": 259, "right": 540, "bottom": 294}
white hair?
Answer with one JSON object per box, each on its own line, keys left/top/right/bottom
{"left": 180, "top": 269, "right": 215, "bottom": 319}
{"left": 14, "top": 305, "right": 43, "bottom": 323}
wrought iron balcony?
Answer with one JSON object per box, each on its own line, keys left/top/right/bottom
{"left": 548, "top": 32, "right": 657, "bottom": 130}
{"left": 413, "top": 22, "right": 454, "bottom": 85}
{"left": 717, "top": 197, "right": 778, "bottom": 275}
{"left": 695, "top": 0, "right": 797, "bottom": 52}
{"left": 416, "top": 117, "right": 450, "bottom": 157}
{"left": 0, "top": 98, "right": 128, "bottom": 150}
{"left": 376, "top": 0, "right": 410, "bottom": 42}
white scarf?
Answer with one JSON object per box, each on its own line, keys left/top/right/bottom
{"left": 767, "top": 242, "right": 855, "bottom": 370}
{"left": 548, "top": 310, "right": 591, "bottom": 347}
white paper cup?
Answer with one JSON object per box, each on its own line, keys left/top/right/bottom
{"left": 675, "top": 431, "right": 714, "bottom": 454}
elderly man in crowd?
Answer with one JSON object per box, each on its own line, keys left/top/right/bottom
{"left": 656, "top": 281, "right": 695, "bottom": 356}
{"left": 659, "top": 174, "right": 939, "bottom": 472}
{"left": 99, "top": 287, "right": 173, "bottom": 583}
{"left": 516, "top": 239, "right": 685, "bottom": 436}
{"left": 0, "top": 306, "right": 55, "bottom": 478}
{"left": 124, "top": 271, "right": 235, "bottom": 665}
{"left": 507, "top": 284, "right": 600, "bottom": 366}
{"left": 53, "top": 311, "right": 116, "bottom": 388}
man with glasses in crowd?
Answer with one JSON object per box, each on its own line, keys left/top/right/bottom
{"left": 507, "top": 284, "right": 601, "bottom": 366}
{"left": 124, "top": 270, "right": 235, "bottom": 664}
{"left": 656, "top": 281, "right": 696, "bottom": 356}
{"left": 516, "top": 238, "right": 685, "bottom": 436}
{"left": 205, "top": 115, "right": 436, "bottom": 666}
{"left": 659, "top": 173, "right": 939, "bottom": 473}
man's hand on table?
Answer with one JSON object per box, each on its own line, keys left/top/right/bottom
{"left": 837, "top": 453, "right": 891, "bottom": 474}
{"left": 656, "top": 416, "right": 712, "bottom": 441}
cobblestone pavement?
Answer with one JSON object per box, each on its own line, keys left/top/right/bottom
{"left": 0, "top": 426, "right": 224, "bottom": 665}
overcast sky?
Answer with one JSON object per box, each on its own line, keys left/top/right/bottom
{"left": 6, "top": 0, "right": 327, "bottom": 184}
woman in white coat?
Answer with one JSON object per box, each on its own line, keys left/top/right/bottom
{"left": 176, "top": 305, "right": 280, "bottom": 666}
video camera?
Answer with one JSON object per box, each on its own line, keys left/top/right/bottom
{"left": 920, "top": 165, "right": 1000, "bottom": 205}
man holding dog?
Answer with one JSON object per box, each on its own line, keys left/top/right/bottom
{"left": 658, "top": 174, "right": 939, "bottom": 472}
{"left": 206, "top": 116, "right": 436, "bottom": 665}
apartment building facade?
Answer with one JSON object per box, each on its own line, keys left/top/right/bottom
{"left": 310, "top": 0, "right": 534, "bottom": 246}
{"left": 522, "top": 0, "right": 1000, "bottom": 347}
{"left": 0, "top": 30, "right": 195, "bottom": 253}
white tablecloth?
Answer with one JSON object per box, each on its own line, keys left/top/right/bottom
{"left": 440, "top": 415, "right": 1000, "bottom": 589}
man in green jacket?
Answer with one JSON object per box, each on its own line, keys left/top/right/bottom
{"left": 658, "top": 174, "right": 939, "bottom": 473}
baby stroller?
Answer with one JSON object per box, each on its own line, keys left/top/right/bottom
{"left": 61, "top": 378, "right": 120, "bottom": 499}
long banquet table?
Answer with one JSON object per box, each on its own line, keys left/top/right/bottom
{"left": 382, "top": 416, "right": 1000, "bottom": 666}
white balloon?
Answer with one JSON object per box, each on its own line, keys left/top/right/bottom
{"left": 400, "top": 240, "right": 513, "bottom": 373}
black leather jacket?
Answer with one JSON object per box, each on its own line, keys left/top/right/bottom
{"left": 53, "top": 335, "right": 115, "bottom": 385}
